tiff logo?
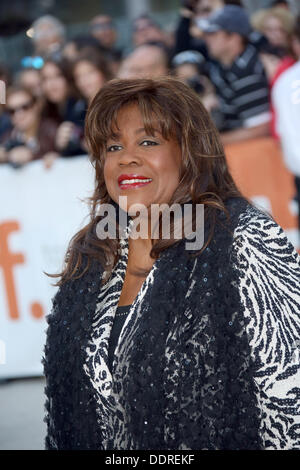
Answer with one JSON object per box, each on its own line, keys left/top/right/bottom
{"left": 0, "top": 221, "right": 44, "bottom": 319}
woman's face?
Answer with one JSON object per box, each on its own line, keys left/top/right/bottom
{"left": 62, "top": 41, "right": 77, "bottom": 62}
{"left": 7, "top": 91, "right": 38, "bottom": 132}
{"left": 19, "top": 69, "right": 43, "bottom": 97}
{"left": 103, "top": 104, "right": 182, "bottom": 215}
{"left": 73, "top": 61, "right": 106, "bottom": 102}
{"left": 41, "top": 62, "right": 68, "bottom": 103}
{"left": 263, "top": 16, "right": 288, "bottom": 48}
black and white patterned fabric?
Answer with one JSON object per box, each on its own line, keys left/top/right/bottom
{"left": 43, "top": 197, "right": 300, "bottom": 450}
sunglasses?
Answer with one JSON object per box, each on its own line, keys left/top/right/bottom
{"left": 7, "top": 99, "right": 35, "bottom": 116}
{"left": 21, "top": 56, "right": 44, "bottom": 69}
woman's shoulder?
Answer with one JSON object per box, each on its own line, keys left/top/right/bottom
{"left": 225, "top": 197, "right": 294, "bottom": 246}
{"left": 46, "top": 256, "right": 104, "bottom": 325}
{"left": 225, "top": 196, "right": 273, "bottom": 227}
{"left": 228, "top": 198, "right": 300, "bottom": 267}
{"left": 231, "top": 201, "right": 300, "bottom": 450}
{"left": 233, "top": 199, "right": 297, "bottom": 252}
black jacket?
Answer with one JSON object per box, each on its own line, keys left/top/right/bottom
{"left": 43, "top": 197, "right": 300, "bottom": 450}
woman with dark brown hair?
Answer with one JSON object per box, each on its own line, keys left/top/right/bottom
{"left": 72, "top": 48, "right": 112, "bottom": 105}
{"left": 41, "top": 57, "right": 87, "bottom": 157}
{"left": 0, "top": 86, "right": 58, "bottom": 167}
{"left": 43, "top": 78, "right": 300, "bottom": 450}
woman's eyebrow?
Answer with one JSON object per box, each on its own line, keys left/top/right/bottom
{"left": 107, "top": 131, "right": 121, "bottom": 140}
{"left": 135, "top": 127, "right": 160, "bottom": 135}
{"left": 107, "top": 128, "right": 160, "bottom": 140}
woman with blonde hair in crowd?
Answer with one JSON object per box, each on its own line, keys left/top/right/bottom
{"left": 251, "top": 6, "right": 295, "bottom": 54}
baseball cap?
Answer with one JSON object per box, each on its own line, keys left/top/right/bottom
{"left": 196, "top": 5, "right": 252, "bottom": 38}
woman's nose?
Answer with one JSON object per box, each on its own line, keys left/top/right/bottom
{"left": 118, "top": 148, "right": 142, "bottom": 166}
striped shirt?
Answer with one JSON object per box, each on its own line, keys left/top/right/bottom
{"left": 208, "top": 44, "right": 271, "bottom": 131}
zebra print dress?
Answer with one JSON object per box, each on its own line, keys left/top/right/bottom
{"left": 82, "top": 200, "right": 300, "bottom": 449}
{"left": 44, "top": 197, "right": 300, "bottom": 450}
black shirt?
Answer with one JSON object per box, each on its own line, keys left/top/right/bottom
{"left": 108, "top": 304, "right": 131, "bottom": 373}
{"left": 207, "top": 44, "right": 270, "bottom": 131}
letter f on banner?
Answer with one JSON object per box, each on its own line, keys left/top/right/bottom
{"left": 0, "top": 221, "right": 25, "bottom": 319}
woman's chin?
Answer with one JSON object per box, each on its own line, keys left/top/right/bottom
{"left": 117, "top": 199, "right": 149, "bottom": 217}
{"left": 127, "top": 202, "right": 150, "bottom": 217}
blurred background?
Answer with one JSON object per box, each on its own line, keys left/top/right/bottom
{"left": 0, "top": 0, "right": 299, "bottom": 71}
{"left": 0, "top": 0, "right": 300, "bottom": 450}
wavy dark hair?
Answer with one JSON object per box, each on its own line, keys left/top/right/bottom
{"left": 40, "top": 56, "right": 78, "bottom": 122}
{"left": 48, "top": 77, "right": 243, "bottom": 285}
{"left": 72, "top": 48, "right": 113, "bottom": 82}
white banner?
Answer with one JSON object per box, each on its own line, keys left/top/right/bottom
{"left": 0, "top": 157, "right": 94, "bottom": 379}
{"left": 0, "top": 154, "right": 299, "bottom": 379}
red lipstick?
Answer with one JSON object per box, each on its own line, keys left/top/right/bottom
{"left": 118, "top": 174, "right": 153, "bottom": 189}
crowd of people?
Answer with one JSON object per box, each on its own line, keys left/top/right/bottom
{"left": 0, "top": 0, "right": 299, "bottom": 221}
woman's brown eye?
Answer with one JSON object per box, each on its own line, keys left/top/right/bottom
{"left": 141, "top": 140, "right": 158, "bottom": 146}
{"left": 107, "top": 145, "right": 121, "bottom": 152}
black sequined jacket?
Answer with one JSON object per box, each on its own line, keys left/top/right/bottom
{"left": 43, "top": 197, "right": 300, "bottom": 450}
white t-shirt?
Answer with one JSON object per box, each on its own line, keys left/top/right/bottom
{"left": 272, "top": 60, "right": 300, "bottom": 177}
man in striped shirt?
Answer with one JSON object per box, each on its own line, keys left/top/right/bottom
{"left": 198, "top": 5, "right": 271, "bottom": 145}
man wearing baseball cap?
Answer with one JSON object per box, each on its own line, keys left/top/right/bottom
{"left": 198, "top": 5, "right": 271, "bottom": 145}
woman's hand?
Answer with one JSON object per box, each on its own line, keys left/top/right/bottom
{"left": 55, "top": 122, "right": 76, "bottom": 150}
{"left": 7, "top": 146, "right": 33, "bottom": 165}
{"left": 43, "top": 151, "right": 59, "bottom": 170}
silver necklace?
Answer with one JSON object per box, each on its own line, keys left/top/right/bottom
{"left": 115, "top": 310, "right": 130, "bottom": 317}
